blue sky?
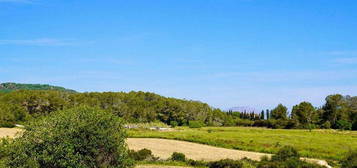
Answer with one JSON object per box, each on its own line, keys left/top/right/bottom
{"left": 1, "top": 0, "right": 357, "bottom": 110}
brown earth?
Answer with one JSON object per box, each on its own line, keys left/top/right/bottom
{"left": 0, "top": 128, "right": 23, "bottom": 138}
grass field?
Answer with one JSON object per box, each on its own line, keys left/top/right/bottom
{"left": 128, "top": 127, "right": 357, "bottom": 161}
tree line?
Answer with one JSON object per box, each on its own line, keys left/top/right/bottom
{"left": 0, "top": 90, "right": 356, "bottom": 130}
{"left": 227, "top": 94, "right": 357, "bottom": 130}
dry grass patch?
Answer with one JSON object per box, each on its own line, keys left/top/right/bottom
{"left": 127, "top": 138, "right": 331, "bottom": 168}
{"left": 127, "top": 138, "right": 270, "bottom": 161}
{"left": 0, "top": 128, "right": 23, "bottom": 138}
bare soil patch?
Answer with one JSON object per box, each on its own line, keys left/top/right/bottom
{"left": 128, "top": 138, "right": 270, "bottom": 161}
{"left": 0, "top": 128, "right": 23, "bottom": 138}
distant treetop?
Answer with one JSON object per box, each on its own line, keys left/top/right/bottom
{"left": 0, "top": 82, "right": 76, "bottom": 93}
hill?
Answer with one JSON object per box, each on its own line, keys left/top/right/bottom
{"left": 0, "top": 82, "right": 76, "bottom": 93}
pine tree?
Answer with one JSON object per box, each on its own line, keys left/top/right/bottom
{"left": 261, "top": 110, "right": 265, "bottom": 120}
{"left": 266, "top": 109, "right": 270, "bottom": 119}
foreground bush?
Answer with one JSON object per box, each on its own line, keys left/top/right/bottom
{"left": 129, "top": 148, "right": 157, "bottom": 161}
{"left": 258, "top": 146, "right": 324, "bottom": 168}
{"left": 271, "top": 146, "right": 300, "bottom": 161}
{"left": 209, "top": 159, "right": 243, "bottom": 168}
{"left": 189, "top": 121, "right": 205, "bottom": 128}
{"left": 171, "top": 152, "right": 186, "bottom": 162}
{"left": 3, "top": 106, "right": 133, "bottom": 168}
{"left": 336, "top": 120, "right": 352, "bottom": 130}
{"left": 340, "top": 150, "right": 357, "bottom": 168}
{"left": 0, "top": 103, "right": 27, "bottom": 128}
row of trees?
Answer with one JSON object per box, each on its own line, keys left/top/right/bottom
{"left": 0, "top": 90, "right": 356, "bottom": 130}
{"left": 227, "top": 94, "right": 357, "bottom": 130}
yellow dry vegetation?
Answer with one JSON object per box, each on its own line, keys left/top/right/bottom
{"left": 0, "top": 128, "right": 23, "bottom": 138}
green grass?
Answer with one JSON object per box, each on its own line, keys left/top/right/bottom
{"left": 128, "top": 127, "right": 357, "bottom": 161}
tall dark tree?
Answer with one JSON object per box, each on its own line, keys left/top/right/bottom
{"left": 261, "top": 110, "right": 265, "bottom": 120}
{"left": 266, "top": 109, "right": 270, "bottom": 119}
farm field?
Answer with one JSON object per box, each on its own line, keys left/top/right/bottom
{"left": 0, "top": 128, "right": 330, "bottom": 167}
{"left": 128, "top": 127, "right": 357, "bottom": 161}
{"left": 127, "top": 138, "right": 330, "bottom": 167}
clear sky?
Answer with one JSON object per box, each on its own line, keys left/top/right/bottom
{"left": 1, "top": 0, "right": 357, "bottom": 110}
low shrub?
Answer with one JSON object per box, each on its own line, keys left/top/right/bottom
{"left": 188, "top": 121, "right": 205, "bottom": 128}
{"left": 285, "top": 119, "right": 298, "bottom": 129}
{"left": 0, "top": 103, "right": 27, "bottom": 128}
{"left": 209, "top": 159, "right": 243, "bottom": 168}
{"left": 340, "top": 150, "right": 357, "bottom": 168}
{"left": 0, "top": 138, "right": 10, "bottom": 159}
{"left": 3, "top": 106, "right": 133, "bottom": 168}
{"left": 253, "top": 120, "right": 268, "bottom": 127}
{"left": 187, "top": 159, "right": 208, "bottom": 167}
{"left": 353, "top": 121, "right": 357, "bottom": 131}
{"left": 258, "top": 159, "right": 324, "bottom": 168}
{"left": 272, "top": 146, "right": 300, "bottom": 161}
{"left": 129, "top": 148, "right": 156, "bottom": 161}
{"left": 170, "top": 121, "right": 178, "bottom": 128}
{"left": 336, "top": 120, "right": 352, "bottom": 130}
{"left": 235, "top": 119, "right": 254, "bottom": 127}
{"left": 171, "top": 152, "right": 186, "bottom": 162}
{"left": 258, "top": 146, "right": 324, "bottom": 168}
{"left": 322, "top": 121, "right": 331, "bottom": 129}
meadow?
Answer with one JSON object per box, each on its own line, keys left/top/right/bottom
{"left": 128, "top": 127, "right": 357, "bottom": 161}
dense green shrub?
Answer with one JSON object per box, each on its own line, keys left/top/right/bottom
{"left": 322, "top": 121, "right": 331, "bottom": 129}
{"left": 257, "top": 159, "right": 323, "bottom": 168}
{"left": 336, "top": 120, "right": 352, "bottom": 130}
{"left": 235, "top": 119, "right": 254, "bottom": 127}
{"left": 0, "top": 138, "right": 10, "bottom": 159}
{"left": 272, "top": 146, "right": 300, "bottom": 161}
{"left": 0, "top": 103, "right": 28, "bottom": 127}
{"left": 187, "top": 159, "right": 208, "bottom": 167}
{"left": 253, "top": 120, "right": 268, "bottom": 127}
{"left": 340, "top": 150, "right": 357, "bottom": 168}
{"left": 170, "top": 121, "right": 178, "bottom": 127}
{"left": 257, "top": 146, "right": 325, "bottom": 168}
{"left": 258, "top": 146, "right": 324, "bottom": 168}
{"left": 3, "top": 106, "right": 133, "bottom": 168}
{"left": 188, "top": 121, "right": 205, "bottom": 128}
{"left": 129, "top": 148, "right": 156, "bottom": 161}
{"left": 171, "top": 152, "right": 186, "bottom": 162}
{"left": 284, "top": 120, "right": 298, "bottom": 129}
{"left": 353, "top": 121, "right": 357, "bottom": 131}
{"left": 209, "top": 159, "right": 243, "bottom": 168}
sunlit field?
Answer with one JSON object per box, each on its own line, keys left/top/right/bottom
{"left": 128, "top": 127, "right": 357, "bottom": 161}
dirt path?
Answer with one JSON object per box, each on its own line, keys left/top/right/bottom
{"left": 128, "top": 138, "right": 270, "bottom": 161}
{"left": 0, "top": 128, "right": 23, "bottom": 138}
{"left": 127, "top": 138, "right": 331, "bottom": 168}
